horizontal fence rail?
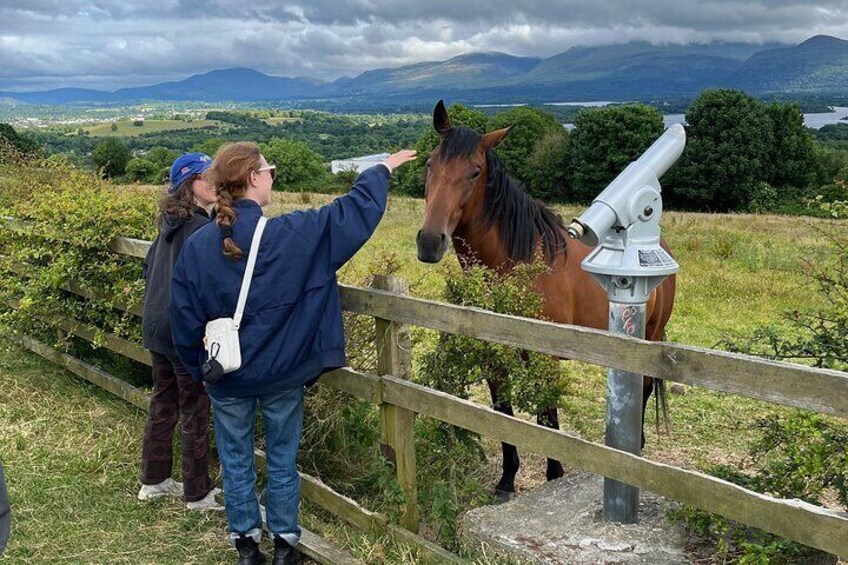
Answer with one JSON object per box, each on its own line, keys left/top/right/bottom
{"left": 5, "top": 224, "right": 848, "bottom": 558}
{"left": 340, "top": 285, "right": 848, "bottom": 419}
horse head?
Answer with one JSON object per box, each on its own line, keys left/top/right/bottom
{"left": 417, "top": 100, "right": 512, "bottom": 263}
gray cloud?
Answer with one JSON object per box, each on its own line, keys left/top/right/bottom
{"left": 1, "top": 0, "right": 847, "bottom": 90}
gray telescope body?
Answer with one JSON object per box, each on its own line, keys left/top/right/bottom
{"left": 567, "top": 123, "right": 684, "bottom": 302}
{"left": 567, "top": 123, "right": 685, "bottom": 248}
{"left": 566, "top": 124, "right": 685, "bottom": 524}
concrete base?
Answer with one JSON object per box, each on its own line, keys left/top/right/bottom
{"left": 461, "top": 471, "right": 689, "bottom": 564}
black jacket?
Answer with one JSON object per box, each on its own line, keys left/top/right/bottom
{"left": 0, "top": 463, "right": 9, "bottom": 555}
{"left": 142, "top": 207, "right": 210, "bottom": 357}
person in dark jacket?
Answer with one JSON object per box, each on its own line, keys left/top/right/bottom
{"left": 139, "top": 152, "right": 222, "bottom": 511}
{"left": 0, "top": 463, "right": 10, "bottom": 555}
{"left": 171, "top": 142, "right": 416, "bottom": 565}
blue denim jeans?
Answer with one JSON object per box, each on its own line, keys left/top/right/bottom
{"left": 209, "top": 386, "right": 304, "bottom": 546}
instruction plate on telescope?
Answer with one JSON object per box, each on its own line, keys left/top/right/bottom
{"left": 638, "top": 248, "right": 675, "bottom": 268}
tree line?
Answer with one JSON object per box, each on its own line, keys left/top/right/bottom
{"left": 3, "top": 89, "right": 847, "bottom": 213}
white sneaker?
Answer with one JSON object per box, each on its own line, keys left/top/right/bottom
{"left": 138, "top": 478, "right": 184, "bottom": 501}
{"left": 186, "top": 487, "right": 224, "bottom": 511}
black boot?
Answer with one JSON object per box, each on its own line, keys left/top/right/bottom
{"left": 272, "top": 536, "right": 302, "bottom": 565}
{"left": 235, "top": 534, "right": 267, "bottom": 565}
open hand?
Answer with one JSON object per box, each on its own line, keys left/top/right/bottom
{"left": 384, "top": 149, "right": 417, "bottom": 171}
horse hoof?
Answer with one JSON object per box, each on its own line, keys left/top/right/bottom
{"left": 494, "top": 489, "right": 515, "bottom": 504}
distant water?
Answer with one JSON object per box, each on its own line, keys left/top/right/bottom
{"left": 659, "top": 107, "right": 848, "bottom": 130}
{"left": 475, "top": 101, "right": 615, "bottom": 108}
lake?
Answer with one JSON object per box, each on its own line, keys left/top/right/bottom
{"left": 662, "top": 107, "right": 848, "bottom": 129}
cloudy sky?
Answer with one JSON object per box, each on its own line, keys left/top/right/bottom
{"left": 1, "top": 0, "right": 847, "bottom": 92}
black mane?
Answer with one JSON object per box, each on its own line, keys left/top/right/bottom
{"left": 440, "top": 127, "right": 567, "bottom": 265}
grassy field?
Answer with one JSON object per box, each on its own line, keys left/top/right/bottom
{"left": 85, "top": 119, "right": 223, "bottom": 137}
{"left": 0, "top": 343, "right": 234, "bottom": 564}
{"left": 2, "top": 187, "right": 844, "bottom": 562}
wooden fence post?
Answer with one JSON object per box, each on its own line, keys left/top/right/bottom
{"left": 372, "top": 274, "right": 419, "bottom": 533}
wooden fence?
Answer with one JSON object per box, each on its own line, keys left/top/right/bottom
{"left": 6, "top": 229, "right": 848, "bottom": 561}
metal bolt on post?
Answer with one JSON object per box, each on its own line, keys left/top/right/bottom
{"left": 567, "top": 124, "right": 686, "bottom": 523}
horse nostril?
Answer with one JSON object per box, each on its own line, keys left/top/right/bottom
{"left": 440, "top": 233, "right": 447, "bottom": 243}
{"left": 416, "top": 229, "right": 423, "bottom": 241}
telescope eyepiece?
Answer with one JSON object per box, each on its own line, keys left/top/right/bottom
{"left": 566, "top": 220, "right": 585, "bottom": 240}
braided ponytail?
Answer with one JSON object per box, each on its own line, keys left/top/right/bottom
{"left": 216, "top": 187, "right": 243, "bottom": 261}
{"left": 206, "top": 142, "right": 262, "bottom": 261}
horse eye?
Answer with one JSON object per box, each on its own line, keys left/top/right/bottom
{"left": 470, "top": 168, "right": 481, "bottom": 179}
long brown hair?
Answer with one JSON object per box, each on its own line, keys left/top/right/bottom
{"left": 207, "top": 142, "right": 262, "bottom": 261}
{"left": 156, "top": 178, "right": 195, "bottom": 228}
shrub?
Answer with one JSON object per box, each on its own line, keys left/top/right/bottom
{"left": 679, "top": 194, "right": 848, "bottom": 563}
{"left": 420, "top": 259, "right": 568, "bottom": 415}
{"left": 0, "top": 152, "right": 156, "bottom": 369}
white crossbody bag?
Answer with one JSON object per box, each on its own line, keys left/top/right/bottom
{"left": 202, "top": 216, "right": 267, "bottom": 381}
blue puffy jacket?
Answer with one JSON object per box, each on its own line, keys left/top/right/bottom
{"left": 170, "top": 165, "right": 389, "bottom": 399}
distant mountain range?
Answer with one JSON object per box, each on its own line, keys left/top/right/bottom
{"left": 2, "top": 35, "right": 847, "bottom": 105}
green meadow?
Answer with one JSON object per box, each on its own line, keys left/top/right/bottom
{"left": 84, "top": 119, "right": 223, "bottom": 137}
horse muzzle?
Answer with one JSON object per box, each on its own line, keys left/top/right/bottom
{"left": 417, "top": 230, "right": 449, "bottom": 263}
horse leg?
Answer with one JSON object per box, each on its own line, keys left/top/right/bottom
{"left": 487, "top": 379, "right": 519, "bottom": 502}
{"left": 537, "top": 407, "right": 564, "bottom": 480}
{"left": 641, "top": 376, "right": 654, "bottom": 450}
{"left": 641, "top": 376, "right": 669, "bottom": 449}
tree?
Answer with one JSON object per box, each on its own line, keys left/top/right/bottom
{"left": 763, "top": 102, "right": 815, "bottom": 189}
{"left": 141, "top": 146, "right": 179, "bottom": 185}
{"left": 488, "top": 106, "right": 562, "bottom": 188}
{"left": 191, "top": 138, "right": 226, "bottom": 158}
{"left": 260, "top": 137, "right": 327, "bottom": 190}
{"left": 568, "top": 104, "right": 665, "bottom": 203}
{"left": 812, "top": 145, "right": 848, "bottom": 189}
{"left": 667, "top": 89, "right": 773, "bottom": 211}
{"left": 124, "top": 157, "right": 159, "bottom": 183}
{"left": 527, "top": 129, "right": 570, "bottom": 202}
{"left": 144, "top": 146, "right": 179, "bottom": 170}
{"left": 92, "top": 138, "right": 131, "bottom": 179}
{"left": 110, "top": 123, "right": 118, "bottom": 132}
{"left": 394, "top": 103, "right": 489, "bottom": 197}
{"left": 0, "top": 123, "right": 41, "bottom": 157}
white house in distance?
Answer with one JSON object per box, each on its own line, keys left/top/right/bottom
{"left": 331, "top": 152, "right": 390, "bottom": 174}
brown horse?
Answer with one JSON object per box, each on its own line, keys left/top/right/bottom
{"left": 417, "top": 100, "right": 676, "bottom": 499}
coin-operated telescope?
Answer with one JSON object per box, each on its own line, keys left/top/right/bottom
{"left": 567, "top": 124, "right": 685, "bottom": 524}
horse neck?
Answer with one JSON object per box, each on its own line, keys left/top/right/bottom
{"left": 452, "top": 186, "right": 511, "bottom": 272}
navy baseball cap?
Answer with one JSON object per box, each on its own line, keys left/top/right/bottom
{"left": 169, "top": 152, "right": 212, "bottom": 192}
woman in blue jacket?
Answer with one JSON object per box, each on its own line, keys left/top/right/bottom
{"left": 171, "top": 142, "right": 416, "bottom": 565}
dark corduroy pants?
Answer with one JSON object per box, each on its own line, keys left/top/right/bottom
{"left": 140, "top": 352, "right": 212, "bottom": 502}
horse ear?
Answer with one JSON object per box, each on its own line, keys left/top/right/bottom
{"left": 481, "top": 125, "right": 513, "bottom": 151}
{"left": 433, "top": 100, "right": 451, "bottom": 136}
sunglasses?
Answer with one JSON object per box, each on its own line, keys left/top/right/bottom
{"left": 257, "top": 165, "right": 276, "bottom": 182}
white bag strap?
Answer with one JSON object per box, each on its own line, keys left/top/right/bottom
{"left": 233, "top": 216, "right": 267, "bottom": 328}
